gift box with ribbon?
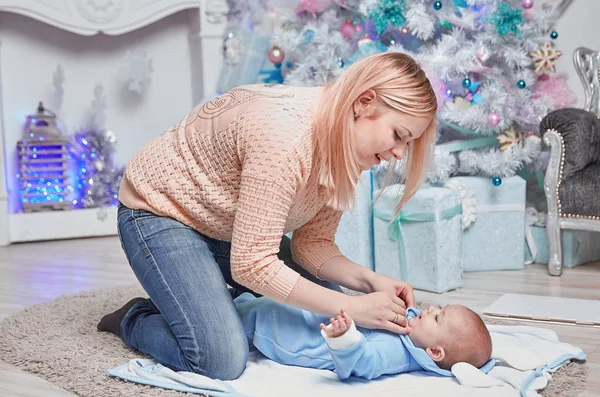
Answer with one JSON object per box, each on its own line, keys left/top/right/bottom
{"left": 525, "top": 207, "right": 600, "bottom": 267}
{"left": 335, "top": 170, "right": 375, "bottom": 269}
{"left": 372, "top": 185, "right": 463, "bottom": 293}
{"left": 448, "top": 176, "right": 526, "bottom": 272}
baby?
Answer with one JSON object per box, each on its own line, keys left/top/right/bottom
{"left": 234, "top": 293, "right": 493, "bottom": 380}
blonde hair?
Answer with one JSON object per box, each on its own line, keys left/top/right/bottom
{"left": 313, "top": 52, "right": 437, "bottom": 215}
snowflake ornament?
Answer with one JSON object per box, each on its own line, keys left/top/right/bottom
{"left": 119, "top": 50, "right": 154, "bottom": 96}
{"left": 223, "top": 34, "right": 245, "bottom": 65}
{"left": 530, "top": 43, "right": 563, "bottom": 75}
{"left": 368, "top": 0, "right": 406, "bottom": 35}
{"left": 489, "top": 2, "right": 525, "bottom": 38}
{"left": 497, "top": 127, "right": 524, "bottom": 151}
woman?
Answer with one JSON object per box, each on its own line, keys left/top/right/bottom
{"left": 98, "top": 52, "right": 438, "bottom": 380}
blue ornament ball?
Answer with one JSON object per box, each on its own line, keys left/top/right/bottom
{"left": 517, "top": 79, "right": 526, "bottom": 89}
{"left": 492, "top": 176, "right": 502, "bottom": 186}
{"left": 550, "top": 31, "right": 558, "bottom": 39}
{"left": 433, "top": 1, "right": 442, "bottom": 10}
{"left": 462, "top": 78, "right": 472, "bottom": 88}
{"left": 338, "top": 58, "right": 345, "bottom": 68}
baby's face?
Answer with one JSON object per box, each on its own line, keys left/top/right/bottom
{"left": 408, "top": 305, "right": 463, "bottom": 350}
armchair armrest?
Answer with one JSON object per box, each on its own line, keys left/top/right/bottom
{"left": 540, "top": 108, "right": 600, "bottom": 179}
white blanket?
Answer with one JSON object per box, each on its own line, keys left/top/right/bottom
{"left": 108, "top": 325, "right": 586, "bottom": 397}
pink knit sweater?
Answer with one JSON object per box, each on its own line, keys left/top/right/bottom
{"left": 119, "top": 84, "right": 343, "bottom": 302}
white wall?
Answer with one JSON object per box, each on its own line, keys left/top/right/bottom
{"left": 554, "top": 0, "right": 600, "bottom": 108}
{"left": 0, "top": 10, "right": 198, "bottom": 214}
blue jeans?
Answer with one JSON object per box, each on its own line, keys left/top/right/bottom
{"left": 116, "top": 202, "right": 341, "bottom": 380}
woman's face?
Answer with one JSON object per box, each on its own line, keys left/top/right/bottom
{"left": 353, "top": 93, "right": 432, "bottom": 171}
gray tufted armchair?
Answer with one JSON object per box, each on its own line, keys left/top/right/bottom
{"left": 540, "top": 47, "right": 600, "bottom": 276}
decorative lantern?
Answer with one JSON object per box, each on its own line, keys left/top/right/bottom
{"left": 17, "top": 102, "right": 71, "bottom": 212}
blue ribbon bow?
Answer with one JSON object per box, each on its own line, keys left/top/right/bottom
{"left": 373, "top": 203, "right": 462, "bottom": 283}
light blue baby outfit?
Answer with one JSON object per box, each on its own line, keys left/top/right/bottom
{"left": 234, "top": 293, "right": 494, "bottom": 380}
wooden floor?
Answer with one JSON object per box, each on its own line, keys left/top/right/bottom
{"left": 0, "top": 236, "right": 599, "bottom": 396}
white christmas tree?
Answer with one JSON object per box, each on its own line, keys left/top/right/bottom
{"left": 224, "top": 0, "right": 576, "bottom": 186}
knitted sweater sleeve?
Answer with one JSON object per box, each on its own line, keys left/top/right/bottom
{"left": 229, "top": 114, "right": 307, "bottom": 302}
{"left": 291, "top": 203, "right": 344, "bottom": 278}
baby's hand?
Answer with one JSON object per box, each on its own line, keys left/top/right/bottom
{"left": 320, "top": 309, "right": 353, "bottom": 338}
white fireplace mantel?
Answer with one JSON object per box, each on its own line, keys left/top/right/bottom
{"left": 0, "top": 0, "right": 228, "bottom": 36}
{"left": 0, "top": 0, "right": 228, "bottom": 245}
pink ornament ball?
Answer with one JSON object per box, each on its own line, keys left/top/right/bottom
{"left": 488, "top": 112, "right": 501, "bottom": 126}
{"left": 268, "top": 45, "right": 285, "bottom": 65}
{"left": 341, "top": 21, "right": 355, "bottom": 39}
{"left": 521, "top": 0, "right": 534, "bottom": 9}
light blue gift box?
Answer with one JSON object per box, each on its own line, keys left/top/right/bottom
{"left": 449, "top": 176, "right": 526, "bottom": 272}
{"left": 335, "top": 170, "right": 375, "bottom": 269}
{"left": 525, "top": 226, "right": 600, "bottom": 267}
{"left": 372, "top": 185, "right": 463, "bottom": 293}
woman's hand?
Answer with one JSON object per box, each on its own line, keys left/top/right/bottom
{"left": 366, "top": 273, "right": 415, "bottom": 309}
{"left": 347, "top": 291, "right": 411, "bottom": 334}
